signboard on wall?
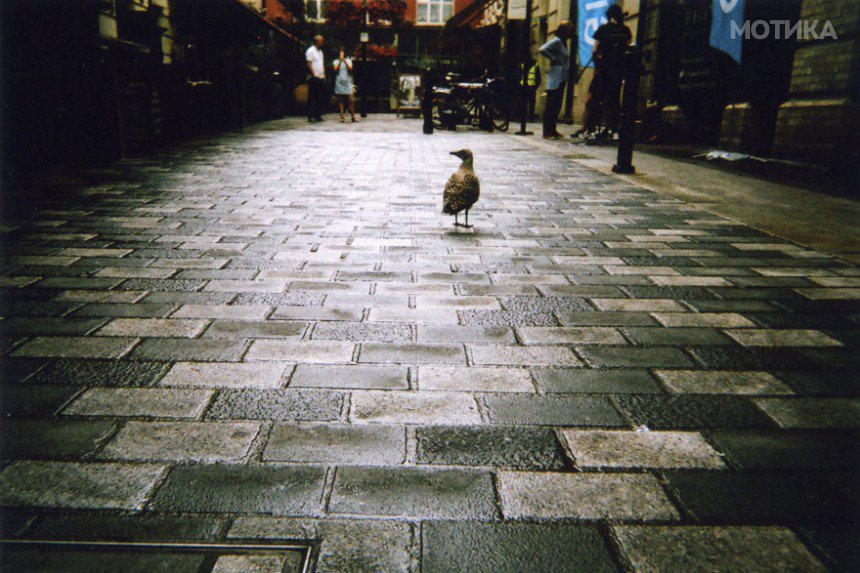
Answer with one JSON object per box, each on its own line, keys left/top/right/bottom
{"left": 508, "top": 0, "right": 527, "bottom": 20}
{"left": 577, "top": 0, "right": 609, "bottom": 67}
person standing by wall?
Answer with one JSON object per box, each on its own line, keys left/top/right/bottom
{"left": 333, "top": 47, "right": 358, "bottom": 123}
{"left": 306, "top": 35, "right": 326, "bottom": 122}
{"left": 539, "top": 21, "right": 574, "bottom": 139}
{"left": 520, "top": 58, "right": 542, "bottom": 122}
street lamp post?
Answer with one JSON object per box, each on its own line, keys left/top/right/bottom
{"left": 360, "top": 0, "right": 369, "bottom": 118}
{"left": 514, "top": 0, "right": 534, "bottom": 136}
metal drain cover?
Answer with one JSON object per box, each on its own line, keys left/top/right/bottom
{"left": 0, "top": 539, "right": 314, "bottom": 573}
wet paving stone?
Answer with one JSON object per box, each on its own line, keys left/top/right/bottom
{"left": 311, "top": 321, "right": 413, "bottom": 343}
{"left": 1, "top": 420, "right": 116, "bottom": 460}
{"left": 480, "top": 394, "right": 624, "bottom": 427}
{"left": 329, "top": 466, "right": 496, "bottom": 519}
{"left": 653, "top": 370, "right": 793, "bottom": 395}
{"left": 578, "top": 346, "right": 695, "bottom": 368}
{"left": 775, "top": 369, "right": 860, "bottom": 396}
{"left": 0, "top": 357, "right": 48, "bottom": 383}
{"left": 98, "top": 420, "right": 261, "bottom": 462}
{"left": 622, "top": 326, "right": 733, "bottom": 346}
{"left": 422, "top": 521, "right": 617, "bottom": 573}
{"left": 0, "top": 461, "right": 167, "bottom": 510}
{"left": 557, "top": 310, "right": 658, "bottom": 326}
{"left": 686, "top": 346, "right": 820, "bottom": 370}
{"left": 665, "top": 471, "right": 858, "bottom": 525}
{"left": 27, "top": 359, "right": 169, "bottom": 387}
{"left": 706, "top": 429, "right": 860, "bottom": 470}
{"left": 562, "top": 430, "right": 726, "bottom": 469}
{"left": 263, "top": 423, "right": 405, "bottom": 465}
{"left": 233, "top": 292, "right": 326, "bottom": 305}
{"left": 1, "top": 385, "right": 80, "bottom": 418}
{"left": 613, "top": 526, "right": 827, "bottom": 573}
{"left": 202, "top": 320, "right": 307, "bottom": 339}
{"left": 497, "top": 471, "right": 679, "bottom": 520}
{"left": 290, "top": 364, "right": 408, "bottom": 390}
{"left": 415, "top": 426, "right": 568, "bottom": 469}
{"left": 25, "top": 512, "right": 225, "bottom": 542}
{"left": 62, "top": 387, "right": 213, "bottom": 419}
{"left": 614, "top": 395, "right": 775, "bottom": 429}
{"left": 417, "top": 325, "right": 515, "bottom": 344}
{"left": 351, "top": 391, "right": 480, "bottom": 425}
{"left": 12, "top": 336, "right": 138, "bottom": 359}
{"left": 130, "top": 338, "right": 248, "bottom": 362}
{"left": 534, "top": 368, "right": 662, "bottom": 393}
{"left": 0, "top": 317, "right": 108, "bottom": 337}
{"left": 458, "top": 309, "right": 560, "bottom": 327}
{"left": 359, "top": 343, "right": 465, "bottom": 365}
{"left": 151, "top": 464, "right": 326, "bottom": 516}
{"left": 227, "top": 516, "right": 414, "bottom": 573}
{"left": 69, "top": 303, "right": 179, "bottom": 318}
{"left": 206, "top": 389, "right": 344, "bottom": 421}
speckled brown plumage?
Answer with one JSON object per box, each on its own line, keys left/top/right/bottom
{"left": 443, "top": 149, "right": 480, "bottom": 227}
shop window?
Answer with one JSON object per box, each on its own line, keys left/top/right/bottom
{"left": 417, "top": 0, "right": 453, "bottom": 24}
{"left": 305, "top": 0, "right": 328, "bottom": 22}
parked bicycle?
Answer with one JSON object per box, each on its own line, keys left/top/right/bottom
{"left": 431, "top": 73, "right": 510, "bottom": 132}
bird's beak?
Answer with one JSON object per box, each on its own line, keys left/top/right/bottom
{"left": 450, "top": 151, "right": 462, "bottom": 159}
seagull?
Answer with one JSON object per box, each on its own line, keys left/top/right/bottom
{"left": 442, "top": 149, "right": 480, "bottom": 228}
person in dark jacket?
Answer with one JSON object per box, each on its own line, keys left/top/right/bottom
{"left": 579, "top": 4, "right": 631, "bottom": 137}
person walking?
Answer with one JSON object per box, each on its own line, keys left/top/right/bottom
{"left": 520, "top": 58, "right": 542, "bottom": 122}
{"left": 333, "top": 47, "right": 358, "bottom": 123}
{"left": 539, "top": 20, "right": 574, "bottom": 139}
{"left": 579, "top": 4, "right": 631, "bottom": 138}
{"left": 305, "top": 35, "right": 326, "bottom": 122}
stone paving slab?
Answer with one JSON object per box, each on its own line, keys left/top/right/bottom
{"left": 263, "top": 423, "right": 406, "bottom": 465}
{"left": 98, "top": 421, "right": 261, "bottom": 462}
{"left": 2, "top": 117, "right": 857, "bottom": 571}
{"left": 613, "top": 526, "right": 827, "bottom": 572}
{"left": 0, "top": 461, "right": 167, "bottom": 510}
{"left": 329, "top": 466, "right": 496, "bottom": 520}
{"left": 150, "top": 464, "right": 327, "bottom": 516}
{"left": 61, "top": 387, "right": 213, "bottom": 419}
{"left": 422, "top": 521, "right": 617, "bottom": 573}
{"left": 228, "top": 517, "right": 414, "bottom": 573}
{"left": 497, "top": 471, "right": 680, "bottom": 520}
{"left": 159, "top": 362, "right": 290, "bottom": 389}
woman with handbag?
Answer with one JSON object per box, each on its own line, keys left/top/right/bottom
{"left": 333, "top": 48, "right": 358, "bottom": 123}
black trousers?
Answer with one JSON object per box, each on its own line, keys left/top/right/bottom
{"left": 543, "top": 82, "right": 566, "bottom": 136}
{"left": 307, "top": 77, "right": 326, "bottom": 120}
{"left": 524, "top": 86, "right": 538, "bottom": 121}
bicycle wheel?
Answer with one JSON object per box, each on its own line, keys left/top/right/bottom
{"left": 431, "top": 100, "right": 445, "bottom": 129}
{"left": 487, "top": 100, "right": 509, "bottom": 132}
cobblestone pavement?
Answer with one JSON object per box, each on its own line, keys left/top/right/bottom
{"left": 1, "top": 116, "right": 858, "bottom": 572}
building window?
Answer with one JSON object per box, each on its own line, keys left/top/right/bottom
{"left": 417, "top": 0, "right": 453, "bottom": 24}
{"left": 305, "top": 0, "right": 327, "bottom": 22}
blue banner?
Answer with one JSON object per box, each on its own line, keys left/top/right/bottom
{"left": 709, "top": 0, "right": 745, "bottom": 63}
{"left": 578, "top": 0, "right": 609, "bottom": 68}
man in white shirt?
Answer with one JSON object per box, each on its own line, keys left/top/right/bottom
{"left": 306, "top": 35, "right": 326, "bottom": 122}
{"left": 539, "top": 21, "right": 574, "bottom": 139}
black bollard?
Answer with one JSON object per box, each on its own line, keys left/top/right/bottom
{"left": 612, "top": 46, "right": 641, "bottom": 174}
{"left": 422, "top": 69, "right": 434, "bottom": 135}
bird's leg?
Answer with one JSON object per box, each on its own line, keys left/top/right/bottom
{"left": 462, "top": 209, "right": 473, "bottom": 229}
{"left": 454, "top": 213, "right": 460, "bottom": 227}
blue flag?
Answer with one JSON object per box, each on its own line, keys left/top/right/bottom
{"left": 709, "top": 0, "right": 745, "bottom": 63}
{"left": 578, "top": 0, "right": 609, "bottom": 68}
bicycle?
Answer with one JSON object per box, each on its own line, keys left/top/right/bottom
{"left": 431, "top": 74, "right": 510, "bottom": 132}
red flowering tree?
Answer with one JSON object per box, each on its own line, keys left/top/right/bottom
{"left": 324, "top": 0, "right": 408, "bottom": 59}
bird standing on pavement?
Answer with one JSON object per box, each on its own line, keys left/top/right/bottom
{"left": 442, "top": 149, "right": 480, "bottom": 228}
